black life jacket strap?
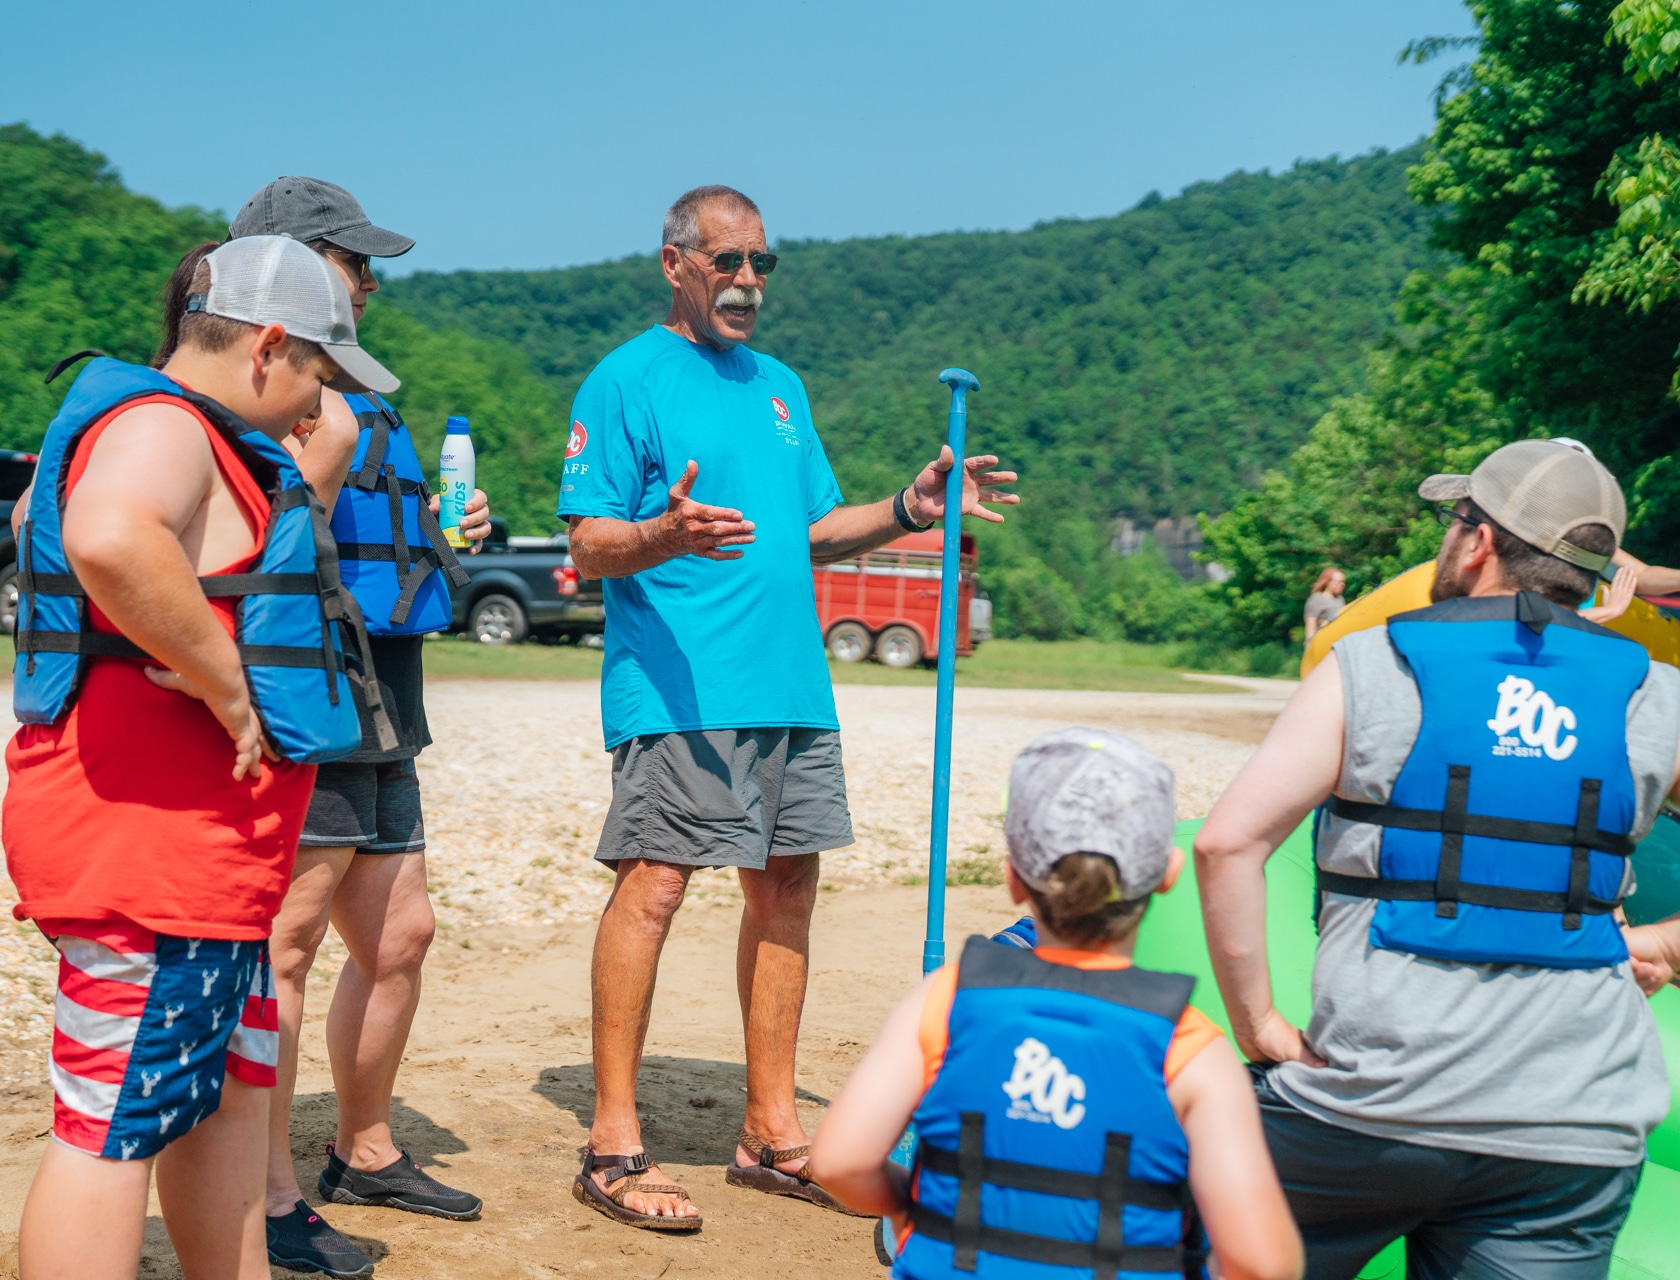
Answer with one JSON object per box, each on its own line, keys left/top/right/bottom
{"left": 44, "top": 350, "right": 106, "bottom": 385}
{"left": 304, "top": 489, "right": 398, "bottom": 753}
{"left": 908, "top": 1205, "right": 1185, "bottom": 1277}
{"left": 1315, "top": 868, "right": 1621, "bottom": 916}
{"left": 345, "top": 405, "right": 469, "bottom": 627}
{"left": 352, "top": 409, "right": 393, "bottom": 493}
{"left": 1434, "top": 765, "right": 1471, "bottom": 919}
{"left": 18, "top": 626, "right": 348, "bottom": 670}
{"left": 914, "top": 1113, "right": 1189, "bottom": 1279}
{"left": 915, "top": 1136, "right": 1190, "bottom": 1212}
{"left": 413, "top": 476, "right": 472, "bottom": 590}
{"left": 1324, "top": 788, "right": 1635, "bottom": 856}
{"left": 1322, "top": 770, "right": 1626, "bottom": 925}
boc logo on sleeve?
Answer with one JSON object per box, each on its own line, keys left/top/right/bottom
{"left": 566, "top": 421, "right": 588, "bottom": 459}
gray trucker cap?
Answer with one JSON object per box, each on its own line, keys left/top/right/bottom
{"left": 1418, "top": 439, "right": 1625, "bottom": 572}
{"left": 195, "top": 237, "right": 399, "bottom": 394}
{"left": 1004, "top": 728, "right": 1176, "bottom": 900}
{"left": 230, "top": 177, "right": 415, "bottom": 258}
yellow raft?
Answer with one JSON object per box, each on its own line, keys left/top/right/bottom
{"left": 1300, "top": 562, "right": 1680, "bottom": 677}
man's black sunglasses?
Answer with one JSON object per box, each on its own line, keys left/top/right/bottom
{"left": 675, "top": 244, "right": 778, "bottom": 275}
{"left": 1432, "top": 505, "right": 1484, "bottom": 531}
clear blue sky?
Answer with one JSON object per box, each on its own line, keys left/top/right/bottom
{"left": 1, "top": 0, "right": 1477, "bottom": 276}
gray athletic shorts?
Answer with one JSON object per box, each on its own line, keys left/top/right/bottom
{"left": 595, "top": 728, "right": 854, "bottom": 869}
{"left": 298, "top": 759, "right": 426, "bottom": 854}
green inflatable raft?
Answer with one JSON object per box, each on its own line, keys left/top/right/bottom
{"left": 1132, "top": 816, "right": 1680, "bottom": 1280}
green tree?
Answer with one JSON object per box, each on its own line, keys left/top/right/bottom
{"left": 0, "top": 124, "right": 221, "bottom": 449}
{"left": 0, "top": 123, "right": 575, "bottom": 533}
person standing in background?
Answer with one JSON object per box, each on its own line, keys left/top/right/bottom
{"left": 1302, "top": 567, "right": 1346, "bottom": 641}
{"left": 223, "top": 179, "right": 493, "bottom": 1279}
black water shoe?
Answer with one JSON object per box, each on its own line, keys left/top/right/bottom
{"left": 318, "top": 1143, "right": 483, "bottom": 1221}
{"left": 266, "top": 1200, "right": 375, "bottom": 1278}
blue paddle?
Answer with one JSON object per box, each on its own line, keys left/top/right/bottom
{"left": 878, "top": 367, "right": 981, "bottom": 1268}
{"left": 924, "top": 367, "right": 979, "bottom": 972}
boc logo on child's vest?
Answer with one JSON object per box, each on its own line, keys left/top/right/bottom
{"left": 1001, "top": 1036, "right": 1087, "bottom": 1129}
{"left": 1486, "top": 674, "right": 1578, "bottom": 762}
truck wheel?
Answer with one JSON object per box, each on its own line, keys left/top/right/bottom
{"left": 470, "top": 593, "right": 528, "bottom": 645}
{"left": 876, "top": 625, "right": 923, "bottom": 669}
{"left": 0, "top": 563, "right": 16, "bottom": 636}
{"left": 826, "top": 621, "right": 872, "bottom": 664}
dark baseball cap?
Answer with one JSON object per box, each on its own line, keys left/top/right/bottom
{"left": 229, "top": 177, "right": 415, "bottom": 258}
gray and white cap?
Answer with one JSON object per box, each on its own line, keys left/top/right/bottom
{"left": 1004, "top": 728, "right": 1176, "bottom": 900}
{"left": 193, "top": 236, "right": 399, "bottom": 395}
{"left": 1419, "top": 439, "right": 1624, "bottom": 572}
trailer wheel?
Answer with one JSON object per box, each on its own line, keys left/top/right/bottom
{"left": 470, "top": 593, "right": 528, "bottom": 645}
{"left": 876, "top": 625, "right": 923, "bottom": 669}
{"left": 826, "top": 621, "right": 872, "bottom": 664}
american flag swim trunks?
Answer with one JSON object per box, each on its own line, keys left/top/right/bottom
{"left": 48, "top": 922, "right": 277, "bottom": 1160}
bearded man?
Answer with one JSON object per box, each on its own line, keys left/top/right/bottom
{"left": 557, "top": 184, "right": 1016, "bottom": 1231}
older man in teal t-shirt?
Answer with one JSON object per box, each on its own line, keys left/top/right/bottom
{"left": 557, "top": 185, "right": 1016, "bottom": 1232}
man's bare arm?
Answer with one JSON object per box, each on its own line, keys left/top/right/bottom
{"left": 808, "top": 448, "right": 1018, "bottom": 565}
{"left": 62, "top": 404, "right": 270, "bottom": 779}
{"left": 569, "top": 459, "right": 755, "bottom": 579}
{"left": 1193, "top": 656, "right": 1345, "bottom": 1063}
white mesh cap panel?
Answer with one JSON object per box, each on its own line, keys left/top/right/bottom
{"left": 200, "top": 236, "right": 397, "bottom": 393}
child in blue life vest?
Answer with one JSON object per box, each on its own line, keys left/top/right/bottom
{"left": 808, "top": 729, "right": 1303, "bottom": 1280}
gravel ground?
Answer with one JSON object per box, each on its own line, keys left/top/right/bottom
{"left": 0, "top": 675, "right": 1290, "bottom": 1088}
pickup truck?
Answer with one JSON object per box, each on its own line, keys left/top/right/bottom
{"left": 445, "top": 518, "right": 605, "bottom": 644}
{"left": 0, "top": 449, "right": 42, "bottom": 634}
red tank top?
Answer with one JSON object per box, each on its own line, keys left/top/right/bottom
{"left": 3, "top": 394, "right": 317, "bottom": 940}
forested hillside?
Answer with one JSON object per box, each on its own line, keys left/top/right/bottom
{"left": 1, "top": 120, "right": 1439, "bottom": 641}
{"left": 1202, "top": 0, "right": 1680, "bottom": 650}
{"left": 384, "top": 151, "right": 1436, "bottom": 627}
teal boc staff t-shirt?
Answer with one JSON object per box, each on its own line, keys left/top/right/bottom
{"left": 557, "top": 325, "right": 844, "bottom": 749}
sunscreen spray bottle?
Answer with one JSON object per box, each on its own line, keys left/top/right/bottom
{"left": 438, "top": 416, "right": 475, "bottom": 548}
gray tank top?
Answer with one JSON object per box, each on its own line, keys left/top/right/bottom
{"left": 1270, "top": 623, "right": 1677, "bottom": 1166}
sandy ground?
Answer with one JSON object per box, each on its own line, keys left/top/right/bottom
{"left": 0, "top": 675, "right": 1289, "bottom": 1278}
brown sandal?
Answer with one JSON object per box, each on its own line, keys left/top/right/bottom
{"left": 571, "top": 1150, "right": 703, "bottom": 1232}
{"left": 724, "top": 1127, "right": 870, "bottom": 1216}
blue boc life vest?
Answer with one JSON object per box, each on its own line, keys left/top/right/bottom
{"left": 1317, "top": 592, "right": 1646, "bottom": 969}
{"left": 332, "top": 394, "right": 468, "bottom": 635}
{"left": 899, "top": 937, "right": 1204, "bottom": 1280}
{"left": 13, "top": 358, "right": 394, "bottom": 764}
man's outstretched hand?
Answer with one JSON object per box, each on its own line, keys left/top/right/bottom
{"left": 906, "top": 448, "right": 1018, "bottom": 525}
{"left": 659, "top": 460, "right": 756, "bottom": 560}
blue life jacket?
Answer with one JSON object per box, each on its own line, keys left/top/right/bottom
{"left": 333, "top": 394, "right": 468, "bottom": 634}
{"left": 13, "top": 357, "right": 394, "bottom": 763}
{"left": 1317, "top": 592, "right": 1646, "bottom": 969}
{"left": 899, "top": 937, "right": 1204, "bottom": 1280}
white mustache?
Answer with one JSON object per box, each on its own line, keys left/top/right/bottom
{"left": 716, "top": 286, "right": 762, "bottom": 311}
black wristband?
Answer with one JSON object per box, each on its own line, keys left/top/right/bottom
{"left": 894, "top": 487, "right": 935, "bottom": 533}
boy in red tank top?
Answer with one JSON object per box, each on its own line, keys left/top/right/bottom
{"left": 5, "top": 236, "right": 399, "bottom": 1280}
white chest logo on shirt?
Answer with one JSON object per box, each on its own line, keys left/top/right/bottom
{"left": 770, "top": 396, "right": 790, "bottom": 422}
{"left": 566, "top": 421, "right": 588, "bottom": 459}
{"left": 1487, "top": 674, "right": 1578, "bottom": 761}
{"left": 1002, "top": 1036, "right": 1087, "bottom": 1130}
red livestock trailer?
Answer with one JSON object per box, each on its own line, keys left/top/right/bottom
{"left": 813, "top": 530, "right": 980, "bottom": 668}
